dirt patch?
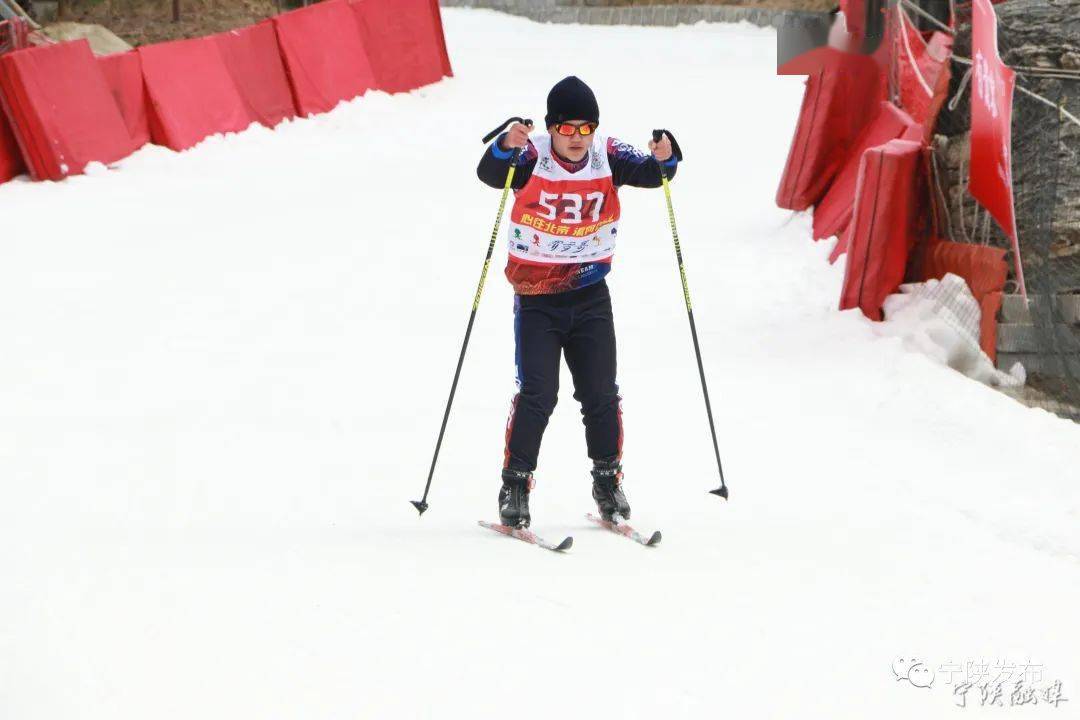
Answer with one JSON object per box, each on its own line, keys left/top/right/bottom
{"left": 60, "top": 0, "right": 281, "bottom": 47}
{"left": 59, "top": 0, "right": 830, "bottom": 47}
{"left": 567, "top": 0, "right": 835, "bottom": 10}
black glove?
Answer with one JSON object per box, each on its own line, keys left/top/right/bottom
{"left": 651, "top": 129, "right": 684, "bottom": 162}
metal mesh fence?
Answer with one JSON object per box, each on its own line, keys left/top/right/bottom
{"left": 1008, "top": 79, "right": 1080, "bottom": 419}
{"left": 932, "top": 1, "right": 1080, "bottom": 419}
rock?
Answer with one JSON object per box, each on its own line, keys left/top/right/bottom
{"left": 30, "top": 0, "right": 56, "bottom": 23}
{"left": 41, "top": 21, "right": 131, "bottom": 55}
{"left": 995, "top": 0, "right": 1080, "bottom": 67}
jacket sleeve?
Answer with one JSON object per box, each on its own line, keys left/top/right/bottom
{"left": 476, "top": 133, "right": 539, "bottom": 190}
{"left": 607, "top": 136, "right": 677, "bottom": 188}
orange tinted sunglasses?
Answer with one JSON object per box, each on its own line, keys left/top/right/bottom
{"left": 554, "top": 122, "right": 598, "bottom": 137}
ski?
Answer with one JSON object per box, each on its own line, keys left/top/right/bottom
{"left": 478, "top": 520, "right": 573, "bottom": 552}
{"left": 586, "top": 513, "right": 661, "bottom": 546}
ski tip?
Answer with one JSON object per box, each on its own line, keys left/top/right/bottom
{"left": 647, "top": 530, "right": 662, "bottom": 546}
{"left": 709, "top": 486, "right": 728, "bottom": 500}
{"left": 555, "top": 536, "right": 574, "bottom": 552}
{"left": 411, "top": 500, "right": 429, "bottom": 516}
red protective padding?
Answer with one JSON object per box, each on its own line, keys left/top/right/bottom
{"left": 915, "top": 33, "right": 953, "bottom": 134}
{"left": 920, "top": 239, "right": 1008, "bottom": 360}
{"left": 139, "top": 36, "right": 254, "bottom": 151}
{"left": 775, "top": 47, "right": 883, "bottom": 211}
{"left": 839, "top": 0, "right": 866, "bottom": 37}
{"left": 97, "top": 50, "right": 150, "bottom": 149}
{"left": 273, "top": 0, "right": 376, "bottom": 116}
{"left": 350, "top": 0, "right": 451, "bottom": 93}
{"left": 0, "top": 103, "right": 24, "bottom": 183}
{"left": 812, "top": 101, "right": 916, "bottom": 241}
{"left": 980, "top": 291, "right": 1004, "bottom": 362}
{"left": 839, "top": 139, "right": 923, "bottom": 320}
{"left": 215, "top": 20, "right": 296, "bottom": 128}
{"left": 0, "top": 39, "right": 136, "bottom": 181}
{"left": 0, "top": 51, "right": 47, "bottom": 179}
{"left": 894, "top": 13, "right": 953, "bottom": 135}
{"left": 426, "top": 0, "right": 453, "bottom": 77}
{"left": 830, "top": 120, "right": 927, "bottom": 261}
{"left": 829, "top": 222, "right": 853, "bottom": 264}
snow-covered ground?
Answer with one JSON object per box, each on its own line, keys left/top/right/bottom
{"left": 2, "top": 9, "right": 1078, "bottom": 719}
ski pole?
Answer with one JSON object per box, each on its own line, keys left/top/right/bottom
{"left": 652, "top": 129, "right": 729, "bottom": 500}
{"left": 412, "top": 118, "right": 532, "bottom": 516}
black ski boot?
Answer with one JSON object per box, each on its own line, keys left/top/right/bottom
{"left": 591, "top": 458, "right": 630, "bottom": 521}
{"left": 499, "top": 468, "right": 533, "bottom": 528}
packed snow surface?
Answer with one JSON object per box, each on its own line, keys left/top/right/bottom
{"left": 1, "top": 9, "right": 1078, "bottom": 719}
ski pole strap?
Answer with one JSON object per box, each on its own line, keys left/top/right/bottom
{"left": 651, "top": 129, "right": 684, "bottom": 162}
{"left": 482, "top": 117, "right": 534, "bottom": 144}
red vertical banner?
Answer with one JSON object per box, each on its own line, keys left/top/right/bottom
{"left": 969, "top": 0, "right": 1025, "bottom": 297}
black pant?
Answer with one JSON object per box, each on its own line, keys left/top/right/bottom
{"left": 503, "top": 280, "right": 622, "bottom": 472}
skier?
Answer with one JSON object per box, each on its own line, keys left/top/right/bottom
{"left": 476, "top": 76, "right": 677, "bottom": 529}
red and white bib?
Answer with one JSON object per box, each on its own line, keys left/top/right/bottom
{"left": 506, "top": 134, "right": 621, "bottom": 265}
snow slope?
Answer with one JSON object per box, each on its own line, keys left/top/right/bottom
{"left": 1, "top": 10, "right": 1078, "bottom": 719}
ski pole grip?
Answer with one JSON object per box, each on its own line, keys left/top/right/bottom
{"left": 482, "top": 117, "right": 533, "bottom": 144}
{"left": 651, "top": 128, "right": 684, "bottom": 162}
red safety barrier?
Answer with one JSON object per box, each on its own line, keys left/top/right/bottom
{"left": 839, "top": 139, "right": 924, "bottom": 320}
{"left": 139, "top": 36, "right": 254, "bottom": 151}
{"left": 0, "top": 39, "right": 137, "bottom": 181}
{"left": 922, "top": 33, "right": 954, "bottom": 126}
{"left": 426, "top": 0, "right": 453, "bottom": 78}
{"left": 920, "top": 239, "right": 1008, "bottom": 360}
{"left": 0, "top": 108, "right": 23, "bottom": 183}
{"left": 829, "top": 222, "right": 853, "bottom": 265}
{"left": 0, "top": 47, "right": 44, "bottom": 178}
{"left": 776, "top": 47, "right": 883, "bottom": 211}
{"left": 812, "top": 101, "right": 916, "bottom": 241}
{"left": 351, "top": 0, "right": 451, "bottom": 93}
{"left": 273, "top": 0, "right": 375, "bottom": 116}
{"left": 215, "top": 20, "right": 296, "bottom": 128}
{"left": 829, "top": 120, "right": 926, "bottom": 264}
{"left": 97, "top": 50, "right": 150, "bottom": 149}
{"left": 0, "top": 0, "right": 453, "bottom": 186}
{"left": 894, "top": 11, "right": 953, "bottom": 138}
{"left": 839, "top": 0, "right": 866, "bottom": 37}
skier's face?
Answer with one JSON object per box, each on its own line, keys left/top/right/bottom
{"left": 549, "top": 120, "right": 595, "bottom": 162}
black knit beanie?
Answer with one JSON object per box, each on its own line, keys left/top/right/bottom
{"left": 545, "top": 76, "right": 600, "bottom": 127}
